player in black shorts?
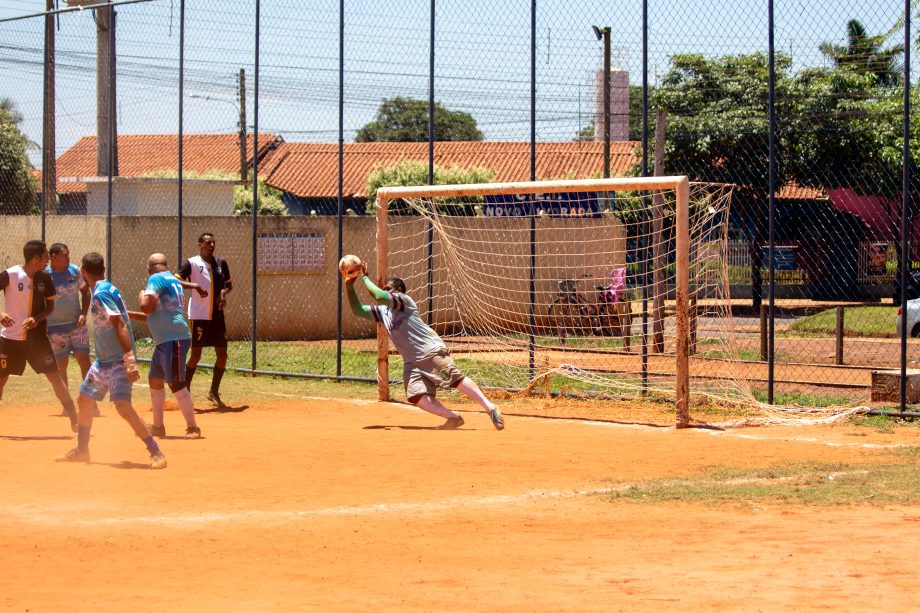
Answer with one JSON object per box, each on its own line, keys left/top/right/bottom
{"left": 0, "top": 240, "right": 79, "bottom": 430}
{"left": 178, "top": 232, "right": 233, "bottom": 408}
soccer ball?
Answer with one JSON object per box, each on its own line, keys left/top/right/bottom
{"left": 339, "top": 254, "right": 363, "bottom": 279}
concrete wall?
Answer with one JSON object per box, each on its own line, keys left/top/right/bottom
{"left": 3, "top": 214, "right": 626, "bottom": 340}
{"left": 86, "top": 179, "right": 237, "bottom": 216}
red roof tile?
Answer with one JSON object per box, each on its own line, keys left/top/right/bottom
{"left": 775, "top": 182, "right": 827, "bottom": 200}
{"left": 261, "top": 141, "right": 640, "bottom": 198}
{"left": 52, "top": 133, "right": 280, "bottom": 194}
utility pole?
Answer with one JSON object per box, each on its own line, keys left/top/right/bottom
{"left": 95, "top": 2, "right": 117, "bottom": 176}
{"left": 42, "top": 0, "right": 55, "bottom": 221}
{"left": 593, "top": 26, "right": 611, "bottom": 178}
{"left": 238, "top": 68, "right": 247, "bottom": 182}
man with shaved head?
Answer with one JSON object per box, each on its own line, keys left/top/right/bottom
{"left": 130, "top": 253, "right": 203, "bottom": 439}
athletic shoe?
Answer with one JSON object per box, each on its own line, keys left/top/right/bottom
{"left": 149, "top": 451, "right": 167, "bottom": 470}
{"left": 207, "top": 391, "right": 228, "bottom": 409}
{"left": 185, "top": 426, "right": 202, "bottom": 439}
{"left": 488, "top": 407, "right": 505, "bottom": 431}
{"left": 437, "top": 415, "right": 465, "bottom": 430}
{"left": 147, "top": 423, "right": 166, "bottom": 438}
{"left": 55, "top": 447, "right": 90, "bottom": 463}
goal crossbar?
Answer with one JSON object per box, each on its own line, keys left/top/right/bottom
{"left": 375, "top": 176, "right": 691, "bottom": 427}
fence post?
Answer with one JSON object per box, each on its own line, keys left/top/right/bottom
{"left": 760, "top": 304, "right": 768, "bottom": 361}
{"left": 689, "top": 294, "right": 698, "bottom": 355}
{"left": 835, "top": 306, "right": 844, "bottom": 365}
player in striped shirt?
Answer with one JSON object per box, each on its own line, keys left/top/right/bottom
{"left": 130, "top": 253, "right": 202, "bottom": 439}
{"left": 0, "top": 240, "right": 78, "bottom": 431}
{"left": 55, "top": 252, "right": 166, "bottom": 468}
{"left": 345, "top": 265, "right": 504, "bottom": 430}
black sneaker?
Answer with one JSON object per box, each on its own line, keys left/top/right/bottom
{"left": 207, "top": 391, "right": 228, "bottom": 409}
{"left": 185, "top": 426, "right": 202, "bottom": 439}
{"left": 147, "top": 423, "right": 166, "bottom": 438}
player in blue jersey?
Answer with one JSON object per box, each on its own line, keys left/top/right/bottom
{"left": 46, "top": 243, "right": 93, "bottom": 414}
{"left": 345, "top": 264, "right": 504, "bottom": 430}
{"left": 55, "top": 252, "right": 166, "bottom": 469}
{"left": 130, "top": 253, "right": 202, "bottom": 439}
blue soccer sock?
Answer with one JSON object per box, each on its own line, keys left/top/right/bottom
{"left": 77, "top": 426, "right": 91, "bottom": 451}
{"left": 143, "top": 435, "right": 161, "bottom": 455}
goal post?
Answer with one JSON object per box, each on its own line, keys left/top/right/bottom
{"left": 375, "top": 176, "right": 692, "bottom": 426}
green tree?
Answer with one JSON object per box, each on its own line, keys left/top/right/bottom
{"left": 366, "top": 160, "right": 494, "bottom": 215}
{"left": 0, "top": 99, "right": 38, "bottom": 215}
{"left": 652, "top": 53, "right": 795, "bottom": 307}
{"left": 356, "top": 97, "right": 483, "bottom": 142}
{"left": 820, "top": 19, "right": 903, "bottom": 87}
{"left": 233, "top": 179, "right": 287, "bottom": 216}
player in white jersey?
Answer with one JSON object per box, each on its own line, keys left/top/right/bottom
{"left": 177, "top": 232, "right": 233, "bottom": 408}
{"left": 345, "top": 264, "right": 504, "bottom": 430}
{"left": 0, "top": 240, "right": 79, "bottom": 431}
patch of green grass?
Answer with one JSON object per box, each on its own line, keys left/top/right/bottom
{"left": 696, "top": 348, "right": 764, "bottom": 362}
{"left": 135, "top": 339, "right": 386, "bottom": 379}
{"left": 789, "top": 306, "right": 897, "bottom": 338}
{"left": 598, "top": 453, "right": 920, "bottom": 506}
{"left": 848, "top": 413, "right": 920, "bottom": 431}
{"left": 751, "top": 389, "right": 856, "bottom": 408}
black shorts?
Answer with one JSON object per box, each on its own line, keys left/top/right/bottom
{"left": 0, "top": 334, "right": 59, "bottom": 376}
{"left": 190, "top": 316, "right": 228, "bottom": 348}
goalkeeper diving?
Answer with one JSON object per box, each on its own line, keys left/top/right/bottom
{"left": 345, "top": 262, "right": 504, "bottom": 430}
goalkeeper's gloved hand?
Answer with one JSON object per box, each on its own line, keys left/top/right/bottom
{"left": 123, "top": 352, "right": 140, "bottom": 383}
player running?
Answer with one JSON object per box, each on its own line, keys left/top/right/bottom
{"left": 55, "top": 252, "right": 166, "bottom": 469}
{"left": 345, "top": 264, "right": 504, "bottom": 430}
{"left": 0, "top": 240, "right": 78, "bottom": 431}
{"left": 130, "top": 253, "right": 202, "bottom": 439}
{"left": 45, "top": 243, "right": 92, "bottom": 404}
{"left": 178, "top": 232, "right": 233, "bottom": 409}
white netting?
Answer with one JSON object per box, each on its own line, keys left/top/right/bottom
{"left": 381, "top": 179, "right": 867, "bottom": 426}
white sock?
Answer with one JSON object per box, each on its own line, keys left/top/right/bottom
{"left": 415, "top": 395, "right": 458, "bottom": 419}
{"left": 173, "top": 387, "right": 198, "bottom": 428}
{"left": 151, "top": 387, "right": 166, "bottom": 427}
{"left": 455, "top": 377, "right": 496, "bottom": 412}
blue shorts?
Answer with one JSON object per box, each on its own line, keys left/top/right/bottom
{"left": 47, "top": 323, "right": 91, "bottom": 358}
{"left": 149, "top": 338, "right": 191, "bottom": 384}
{"left": 80, "top": 360, "right": 134, "bottom": 402}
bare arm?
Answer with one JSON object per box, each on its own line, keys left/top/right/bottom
{"left": 178, "top": 279, "right": 208, "bottom": 298}
{"left": 110, "top": 314, "right": 139, "bottom": 382}
{"left": 138, "top": 290, "right": 158, "bottom": 315}
{"left": 126, "top": 310, "right": 148, "bottom": 322}
{"left": 22, "top": 298, "right": 54, "bottom": 331}
{"left": 77, "top": 283, "right": 91, "bottom": 327}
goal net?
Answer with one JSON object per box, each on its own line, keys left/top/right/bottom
{"left": 373, "top": 177, "right": 823, "bottom": 427}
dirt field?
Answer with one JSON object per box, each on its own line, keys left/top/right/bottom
{"left": 2, "top": 389, "right": 919, "bottom": 612}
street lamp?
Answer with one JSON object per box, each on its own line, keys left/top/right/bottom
{"left": 593, "top": 25, "right": 611, "bottom": 178}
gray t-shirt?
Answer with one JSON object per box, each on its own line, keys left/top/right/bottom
{"left": 369, "top": 292, "right": 445, "bottom": 363}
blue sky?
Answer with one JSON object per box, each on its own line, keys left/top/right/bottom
{"left": 0, "top": 0, "right": 912, "bottom": 167}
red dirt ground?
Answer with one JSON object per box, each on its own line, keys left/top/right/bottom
{"left": 1, "top": 394, "right": 919, "bottom": 611}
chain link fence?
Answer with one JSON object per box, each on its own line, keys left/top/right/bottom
{"left": 0, "top": 0, "right": 918, "bottom": 409}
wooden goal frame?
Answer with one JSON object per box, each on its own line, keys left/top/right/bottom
{"left": 374, "top": 176, "right": 691, "bottom": 427}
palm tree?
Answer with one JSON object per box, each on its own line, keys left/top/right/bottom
{"left": 819, "top": 19, "right": 904, "bottom": 87}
